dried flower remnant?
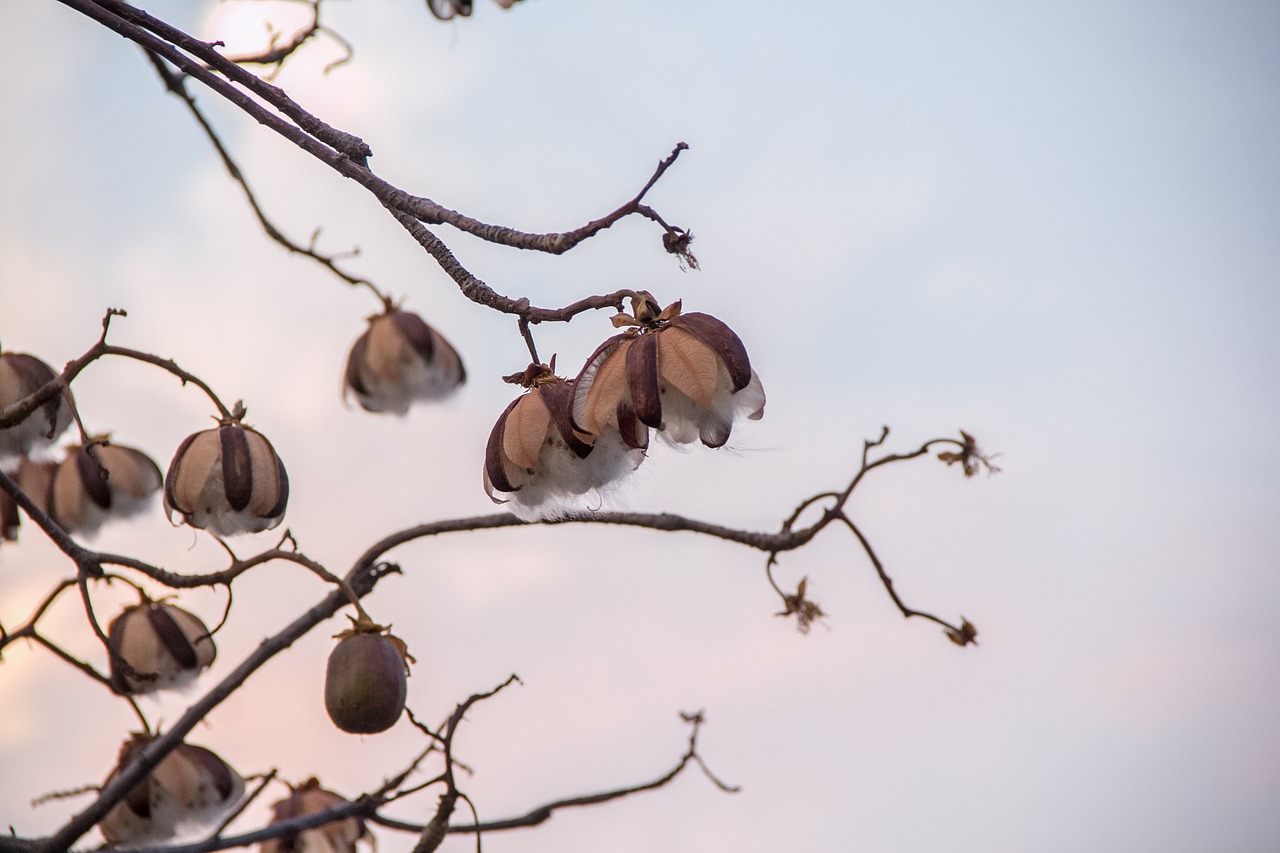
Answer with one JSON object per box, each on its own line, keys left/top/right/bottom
{"left": 0, "top": 349, "right": 73, "bottom": 460}
{"left": 164, "top": 415, "right": 289, "bottom": 536}
{"left": 572, "top": 293, "right": 765, "bottom": 449}
{"left": 774, "top": 576, "right": 827, "bottom": 635}
{"left": 258, "top": 777, "right": 371, "bottom": 853}
{"left": 485, "top": 362, "right": 644, "bottom": 521}
{"left": 106, "top": 598, "right": 217, "bottom": 694}
{"left": 49, "top": 439, "right": 162, "bottom": 536}
{"left": 945, "top": 618, "right": 979, "bottom": 647}
{"left": 937, "top": 430, "right": 1000, "bottom": 478}
{"left": 343, "top": 306, "right": 465, "bottom": 415}
{"left": 98, "top": 734, "right": 244, "bottom": 846}
{"left": 324, "top": 618, "right": 413, "bottom": 735}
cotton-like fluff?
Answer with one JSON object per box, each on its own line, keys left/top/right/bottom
{"left": 164, "top": 420, "right": 288, "bottom": 536}
{"left": 106, "top": 599, "right": 217, "bottom": 694}
{"left": 0, "top": 349, "right": 73, "bottom": 460}
{"left": 484, "top": 368, "right": 644, "bottom": 521}
{"left": 343, "top": 307, "right": 465, "bottom": 414}
{"left": 50, "top": 440, "right": 162, "bottom": 537}
{"left": 98, "top": 735, "right": 244, "bottom": 847}
{"left": 258, "top": 778, "right": 371, "bottom": 853}
{"left": 572, "top": 296, "right": 766, "bottom": 449}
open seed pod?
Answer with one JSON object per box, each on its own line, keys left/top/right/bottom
{"left": 0, "top": 349, "right": 73, "bottom": 460}
{"left": 259, "top": 777, "right": 371, "bottom": 853}
{"left": 107, "top": 598, "right": 216, "bottom": 694}
{"left": 99, "top": 734, "right": 244, "bottom": 847}
{"left": 50, "top": 440, "right": 162, "bottom": 536}
{"left": 165, "top": 418, "right": 289, "bottom": 536}
{"left": 344, "top": 306, "right": 465, "bottom": 415}
{"left": 324, "top": 619, "right": 411, "bottom": 735}
{"left": 484, "top": 363, "right": 644, "bottom": 521}
{"left": 573, "top": 294, "right": 766, "bottom": 448}
{"left": 0, "top": 457, "right": 58, "bottom": 545}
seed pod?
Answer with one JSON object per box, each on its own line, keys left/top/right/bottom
{"left": 106, "top": 599, "right": 216, "bottom": 694}
{"left": 0, "top": 484, "right": 16, "bottom": 543}
{"left": 324, "top": 622, "right": 411, "bottom": 735}
{"left": 259, "top": 777, "right": 370, "bottom": 853}
{"left": 15, "top": 456, "right": 57, "bottom": 515}
{"left": 99, "top": 734, "right": 244, "bottom": 847}
{"left": 0, "top": 350, "right": 73, "bottom": 460}
{"left": 50, "top": 440, "right": 162, "bottom": 536}
{"left": 484, "top": 368, "right": 643, "bottom": 521}
{"left": 573, "top": 296, "right": 765, "bottom": 449}
{"left": 164, "top": 421, "right": 289, "bottom": 536}
{"left": 344, "top": 308, "right": 465, "bottom": 415}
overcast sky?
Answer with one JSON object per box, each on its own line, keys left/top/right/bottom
{"left": 3, "top": 1, "right": 1279, "bottom": 851}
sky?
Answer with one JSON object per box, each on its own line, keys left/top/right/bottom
{"left": 2, "top": 1, "right": 1280, "bottom": 851}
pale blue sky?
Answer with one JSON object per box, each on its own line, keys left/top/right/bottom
{"left": 3, "top": 1, "right": 1279, "bottom": 851}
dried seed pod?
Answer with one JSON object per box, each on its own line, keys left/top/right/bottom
{"left": 164, "top": 420, "right": 289, "bottom": 536}
{"left": 259, "top": 777, "right": 370, "bottom": 853}
{"left": 15, "top": 456, "right": 57, "bottom": 515}
{"left": 99, "top": 734, "right": 244, "bottom": 847}
{"left": 50, "top": 440, "right": 162, "bottom": 536}
{"left": 484, "top": 367, "right": 644, "bottom": 521}
{"left": 106, "top": 599, "right": 216, "bottom": 694}
{"left": 0, "top": 483, "right": 16, "bottom": 543}
{"left": 344, "top": 307, "right": 465, "bottom": 415}
{"left": 324, "top": 621, "right": 411, "bottom": 735}
{"left": 426, "top": 0, "right": 472, "bottom": 20}
{"left": 573, "top": 296, "right": 766, "bottom": 449}
{"left": 0, "top": 350, "right": 73, "bottom": 460}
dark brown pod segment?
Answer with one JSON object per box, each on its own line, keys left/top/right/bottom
{"left": 668, "top": 312, "right": 754, "bottom": 392}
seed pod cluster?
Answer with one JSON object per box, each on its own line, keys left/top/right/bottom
{"left": 258, "top": 777, "right": 370, "bottom": 853}
{"left": 165, "top": 420, "right": 288, "bottom": 536}
{"left": 98, "top": 734, "right": 244, "bottom": 847}
{"left": 106, "top": 599, "right": 217, "bottom": 694}
{"left": 482, "top": 294, "right": 764, "bottom": 519}
{"left": 344, "top": 307, "right": 465, "bottom": 415}
{"left": 0, "top": 349, "right": 73, "bottom": 460}
{"left": 483, "top": 364, "right": 644, "bottom": 521}
{"left": 48, "top": 440, "right": 162, "bottom": 536}
{"left": 324, "top": 620, "right": 412, "bottom": 735}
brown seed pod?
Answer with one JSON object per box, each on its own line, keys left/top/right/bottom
{"left": 164, "top": 420, "right": 289, "bottom": 536}
{"left": 50, "top": 440, "right": 162, "bottom": 536}
{"left": 258, "top": 777, "right": 370, "bottom": 853}
{"left": 324, "top": 622, "right": 411, "bottom": 735}
{"left": 573, "top": 297, "right": 765, "bottom": 448}
{"left": 483, "top": 368, "right": 644, "bottom": 521}
{"left": 0, "top": 484, "right": 16, "bottom": 543}
{"left": 0, "top": 457, "right": 58, "bottom": 545}
{"left": 99, "top": 734, "right": 244, "bottom": 847}
{"left": 106, "top": 599, "right": 217, "bottom": 694}
{"left": 0, "top": 350, "right": 73, "bottom": 460}
{"left": 344, "top": 308, "right": 465, "bottom": 415}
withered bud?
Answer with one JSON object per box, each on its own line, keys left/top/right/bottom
{"left": 106, "top": 599, "right": 217, "bottom": 694}
{"left": 937, "top": 431, "right": 1000, "bottom": 478}
{"left": 324, "top": 619, "right": 412, "bottom": 735}
{"left": 259, "top": 777, "right": 371, "bottom": 853}
{"left": 99, "top": 734, "right": 244, "bottom": 847}
{"left": 50, "top": 440, "right": 162, "bottom": 536}
{"left": 945, "top": 618, "right": 979, "bottom": 647}
{"left": 164, "top": 420, "right": 289, "bottom": 536}
{"left": 0, "top": 350, "right": 73, "bottom": 460}
{"left": 344, "top": 307, "right": 465, "bottom": 415}
{"left": 573, "top": 304, "right": 765, "bottom": 449}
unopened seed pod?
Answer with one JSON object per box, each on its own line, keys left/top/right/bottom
{"left": 50, "top": 441, "right": 162, "bottom": 536}
{"left": 0, "top": 350, "right": 73, "bottom": 460}
{"left": 106, "top": 600, "right": 216, "bottom": 694}
{"left": 164, "top": 421, "right": 288, "bottom": 536}
{"left": 259, "top": 777, "right": 370, "bottom": 853}
{"left": 344, "top": 308, "right": 465, "bottom": 415}
{"left": 324, "top": 628, "right": 410, "bottom": 735}
{"left": 99, "top": 734, "right": 244, "bottom": 847}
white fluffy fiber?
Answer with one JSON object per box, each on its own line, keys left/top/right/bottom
{"left": 658, "top": 370, "right": 766, "bottom": 448}
{"left": 496, "top": 427, "right": 644, "bottom": 522}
